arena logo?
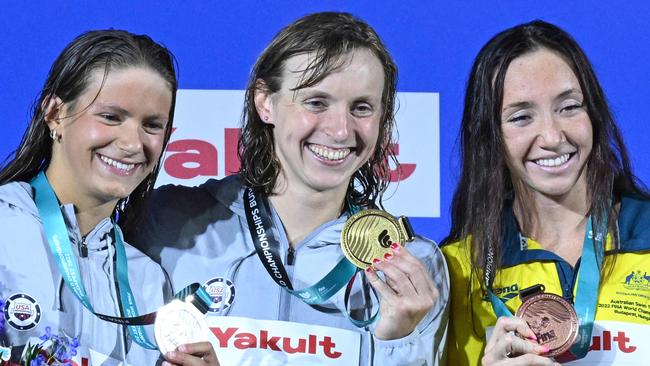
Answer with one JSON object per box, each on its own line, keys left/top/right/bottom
{"left": 158, "top": 90, "right": 440, "bottom": 218}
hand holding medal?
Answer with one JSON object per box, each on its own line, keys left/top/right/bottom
{"left": 341, "top": 209, "right": 439, "bottom": 340}
{"left": 156, "top": 286, "right": 220, "bottom": 366}
{"left": 483, "top": 285, "right": 577, "bottom": 366}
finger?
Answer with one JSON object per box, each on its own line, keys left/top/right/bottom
{"left": 386, "top": 245, "right": 438, "bottom": 296}
{"left": 373, "top": 258, "right": 419, "bottom": 298}
{"left": 497, "top": 332, "right": 548, "bottom": 357}
{"left": 164, "top": 350, "right": 209, "bottom": 366}
{"left": 177, "top": 341, "right": 216, "bottom": 359}
{"left": 491, "top": 316, "right": 537, "bottom": 342}
{"left": 365, "top": 266, "right": 398, "bottom": 302}
{"left": 482, "top": 352, "right": 558, "bottom": 366}
{"left": 483, "top": 333, "right": 550, "bottom": 366}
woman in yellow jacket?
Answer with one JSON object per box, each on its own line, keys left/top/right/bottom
{"left": 442, "top": 20, "right": 650, "bottom": 366}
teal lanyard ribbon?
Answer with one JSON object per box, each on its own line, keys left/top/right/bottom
{"left": 488, "top": 214, "right": 606, "bottom": 359}
{"left": 31, "top": 171, "right": 158, "bottom": 349}
{"left": 244, "top": 188, "right": 377, "bottom": 327}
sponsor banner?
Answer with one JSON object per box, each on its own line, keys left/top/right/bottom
{"left": 156, "top": 89, "right": 440, "bottom": 218}
{"left": 566, "top": 321, "right": 646, "bottom": 365}
{"left": 205, "top": 316, "right": 361, "bottom": 365}
{"left": 486, "top": 321, "right": 646, "bottom": 364}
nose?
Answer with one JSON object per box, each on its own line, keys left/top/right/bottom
{"left": 116, "top": 119, "right": 144, "bottom": 155}
{"left": 323, "top": 106, "right": 352, "bottom": 142}
{"left": 537, "top": 113, "right": 564, "bottom": 148}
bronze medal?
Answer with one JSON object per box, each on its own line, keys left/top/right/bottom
{"left": 341, "top": 209, "right": 415, "bottom": 268}
{"left": 515, "top": 290, "right": 579, "bottom": 357}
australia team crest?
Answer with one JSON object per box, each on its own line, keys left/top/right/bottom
{"left": 204, "top": 277, "right": 235, "bottom": 312}
{"left": 3, "top": 293, "right": 42, "bottom": 331}
{"left": 623, "top": 271, "right": 650, "bottom": 291}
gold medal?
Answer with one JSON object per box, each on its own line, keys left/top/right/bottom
{"left": 341, "top": 209, "right": 415, "bottom": 268}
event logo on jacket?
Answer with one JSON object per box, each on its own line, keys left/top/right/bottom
{"left": 155, "top": 90, "right": 440, "bottom": 218}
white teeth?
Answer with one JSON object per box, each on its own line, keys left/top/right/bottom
{"left": 308, "top": 144, "right": 351, "bottom": 161}
{"left": 534, "top": 153, "right": 571, "bottom": 167}
{"left": 99, "top": 155, "right": 136, "bottom": 171}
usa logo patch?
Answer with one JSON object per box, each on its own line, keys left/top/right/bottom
{"left": 3, "top": 293, "right": 42, "bottom": 330}
{"left": 204, "top": 277, "right": 235, "bottom": 313}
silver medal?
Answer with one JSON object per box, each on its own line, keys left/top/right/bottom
{"left": 154, "top": 299, "right": 210, "bottom": 354}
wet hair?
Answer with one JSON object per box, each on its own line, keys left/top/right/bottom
{"left": 238, "top": 11, "right": 398, "bottom": 207}
{"left": 443, "top": 20, "right": 648, "bottom": 290}
{"left": 0, "top": 29, "right": 177, "bottom": 231}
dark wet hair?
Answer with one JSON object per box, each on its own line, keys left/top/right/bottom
{"left": 443, "top": 19, "right": 648, "bottom": 290}
{"left": 238, "top": 11, "right": 398, "bottom": 207}
{"left": 0, "top": 29, "right": 178, "bottom": 231}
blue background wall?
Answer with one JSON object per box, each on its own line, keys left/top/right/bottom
{"left": 1, "top": 1, "right": 648, "bottom": 243}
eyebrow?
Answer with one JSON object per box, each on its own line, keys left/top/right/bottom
{"left": 554, "top": 88, "right": 583, "bottom": 101}
{"left": 96, "top": 102, "right": 167, "bottom": 120}
{"left": 502, "top": 88, "right": 583, "bottom": 113}
{"left": 502, "top": 101, "right": 533, "bottom": 113}
{"left": 96, "top": 103, "right": 130, "bottom": 117}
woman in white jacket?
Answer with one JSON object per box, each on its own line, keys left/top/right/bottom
{"left": 0, "top": 30, "right": 217, "bottom": 366}
{"left": 130, "top": 12, "right": 449, "bottom": 366}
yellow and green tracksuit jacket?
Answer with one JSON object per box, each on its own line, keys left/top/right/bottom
{"left": 442, "top": 195, "right": 650, "bottom": 365}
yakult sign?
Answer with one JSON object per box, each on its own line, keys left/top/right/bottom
{"left": 157, "top": 90, "right": 439, "bottom": 218}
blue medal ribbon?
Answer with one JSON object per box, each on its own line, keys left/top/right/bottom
{"left": 488, "top": 214, "right": 606, "bottom": 359}
{"left": 30, "top": 171, "right": 223, "bottom": 350}
{"left": 244, "top": 188, "right": 378, "bottom": 326}
{"left": 31, "top": 171, "right": 158, "bottom": 349}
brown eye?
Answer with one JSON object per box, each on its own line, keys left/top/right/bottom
{"left": 143, "top": 121, "right": 166, "bottom": 134}
{"left": 351, "top": 103, "right": 373, "bottom": 117}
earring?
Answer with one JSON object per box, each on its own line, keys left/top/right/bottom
{"left": 263, "top": 116, "right": 270, "bottom": 122}
{"left": 50, "top": 129, "right": 57, "bottom": 141}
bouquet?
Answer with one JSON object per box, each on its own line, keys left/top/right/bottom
{"left": 0, "top": 323, "right": 79, "bottom": 366}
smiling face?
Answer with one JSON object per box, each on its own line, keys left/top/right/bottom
{"left": 255, "top": 48, "right": 384, "bottom": 197}
{"left": 500, "top": 48, "right": 593, "bottom": 201}
{"left": 45, "top": 66, "right": 172, "bottom": 210}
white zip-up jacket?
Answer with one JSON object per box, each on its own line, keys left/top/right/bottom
{"left": 130, "top": 175, "right": 449, "bottom": 366}
{"left": 0, "top": 181, "right": 167, "bottom": 365}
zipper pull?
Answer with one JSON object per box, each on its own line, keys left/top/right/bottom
{"left": 287, "top": 246, "right": 295, "bottom": 265}
{"left": 80, "top": 237, "right": 88, "bottom": 258}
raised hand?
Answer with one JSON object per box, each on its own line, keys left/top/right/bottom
{"left": 365, "top": 243, "right": 438, "bottom": 340}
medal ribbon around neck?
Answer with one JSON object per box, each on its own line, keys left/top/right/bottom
{"left": 487, "top": 213, "right": 606, "bottom": 359}
{"left": 244, "top": 187, "right": 378, "bottom": 327}
{"left": 31, "top": 171, "right": 212, "bottom": 350}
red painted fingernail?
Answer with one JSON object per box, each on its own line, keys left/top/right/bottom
{"left": 365, "top": 266, "right": 373, "bottom": 273}
{"left": 390, "top": 243, "right": 400, "bottom": 250}
{"left": 383, "top": 253, "right": 393, "bottom": 261}
{"left": 541, "top": 345, "right": 550, "bottom": 353}
{"left": 527, "top": 333, "right": 537, "bottom": 341}
{"left": 372, "top": 258, "right": 381, "bottom": 264}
